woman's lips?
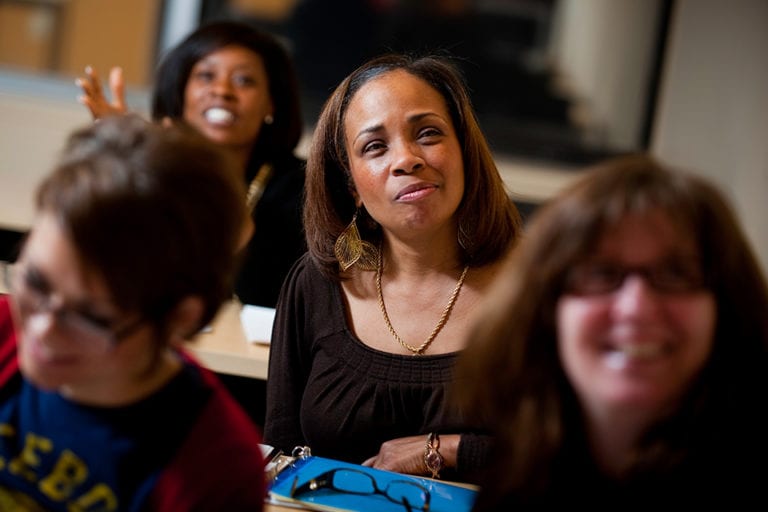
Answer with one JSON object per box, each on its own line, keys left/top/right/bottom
{"left": 395, "top": 183, "right": 438, "bottom": 201}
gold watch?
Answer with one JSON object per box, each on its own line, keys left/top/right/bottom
{"left": 423, "top": 432, "right": 444, "bottom": 479}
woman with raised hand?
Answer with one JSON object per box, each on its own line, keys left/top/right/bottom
{"left": 455, "top": 155, "right": 768, "bottom": 508}
{"left": 77, "top": 21, "right": 306, "bottom": 307}
{"left": 0, "top": 115, "right": 265, "bottom": 511}
{"left": 264, "top": 54, "right": 522, "bottom": 482}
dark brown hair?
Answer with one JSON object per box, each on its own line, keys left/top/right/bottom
{"left": 303, "top": 53, "right": 521, "bottom": 278}
{"left": 36, "top": 115, "right": 246, "bottom": 333}
{"left": 455, "top": 154, "right": 768, "bottom": 504}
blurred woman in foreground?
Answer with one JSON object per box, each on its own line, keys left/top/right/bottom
{"left": 456, "top": 155, "right": 768, "bottom": 508}
{"left": 0, "top": 116, "right": 264, "bottom": 511}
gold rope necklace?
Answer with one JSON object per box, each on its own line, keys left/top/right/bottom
{"left": 376, "top": 250, "right": 469, "bottom": 355}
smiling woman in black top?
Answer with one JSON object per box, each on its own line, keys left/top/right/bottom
{"left": 78, "top": 21, "right": 306, "bottom": 307}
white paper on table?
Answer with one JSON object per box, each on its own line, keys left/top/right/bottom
{"left": 259, "top": 443, "right": 276, "bottom": 460}
{"left": 239, "top": 305, "right": 276, "bottom": 345}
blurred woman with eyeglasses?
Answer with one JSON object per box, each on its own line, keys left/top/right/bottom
{"left": 454, "top": 154, "right": 768, "bottom": 508}
{"left": 0, "top": 115, "right": 265, "bottom": 511}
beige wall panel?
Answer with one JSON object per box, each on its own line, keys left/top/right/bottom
{"left": 59, "top": 0, "right": 161, "bottom": 85}
{"left": 0, "top": 3, "right": 58, "bottom": 72}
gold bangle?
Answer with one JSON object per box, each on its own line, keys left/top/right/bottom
{"left": 423, "top": 432, "right": 444, "bottom": 479}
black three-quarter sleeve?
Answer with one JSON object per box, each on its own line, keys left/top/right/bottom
{"left": 263, "top": 254, "right": 314, "bottom": 452}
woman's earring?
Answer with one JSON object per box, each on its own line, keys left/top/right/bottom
{"left": 458, "top": 220, "right": 473, "bottom": 256}
{"left": 334, "top": 210, "right": 378, "bottom": 271}
{"left": 264, "top": 114, "right": 274, "bottom": 125}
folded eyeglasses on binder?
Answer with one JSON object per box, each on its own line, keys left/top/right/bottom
{"left": 290, "top": 467, "right": 431, "bottom": 512}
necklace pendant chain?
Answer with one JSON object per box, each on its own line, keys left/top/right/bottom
{"left": 376, "top": 251, "right": 469, "bottom": 355}
{"left": 246, "top": 163, "right": 273, "bottom": 212}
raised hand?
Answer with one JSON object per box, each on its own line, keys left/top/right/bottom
{"left": 76, "top": 66, "right": 127, "bottom": 120}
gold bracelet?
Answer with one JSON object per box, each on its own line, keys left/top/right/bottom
{"left": 423, "top": 432, "right": 444, "bottom": 479}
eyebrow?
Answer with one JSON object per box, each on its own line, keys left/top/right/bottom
{"left": 351, "top": 112, "right": 445, "bottom": 145}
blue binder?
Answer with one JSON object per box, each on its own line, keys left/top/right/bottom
{"left": 268, "top": 455, "right": 478, "bottom": 512}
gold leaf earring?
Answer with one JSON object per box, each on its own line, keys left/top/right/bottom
{"left": 334, "top": 210, "right": 378, "bottom": 271}
{"left": 458, "top": 220, "right": 473, "bottom": 256}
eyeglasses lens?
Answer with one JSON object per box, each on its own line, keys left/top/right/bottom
{"left": 295, "top": 468, "right": 429, "bottom": 511}
{"left": 385, "top": 481, "right": 430, "bottom": 511}
{"left": 332, "top": 469, "right": 377, "bottom": 494}
{"left": 565, "top": 259, "right": 705, "bottom": 295}
{"left": 6, "top": 264, "right": 119, "bottom": 353}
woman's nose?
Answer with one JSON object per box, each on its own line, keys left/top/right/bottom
{"left": 210, "top": 77, "right": 234, "bottom": 98}
{"left": 391, "top": 141, "right": 425, "bottom": 175}
{"left": 611, "top": 274, "right": 661, "bottom": 318}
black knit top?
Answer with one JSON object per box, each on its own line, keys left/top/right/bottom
{"left": 234, "top": 154, "right": 306, "bottom": 307}
{"left": 264, "top": 253, "right": 490, "bottom": 481}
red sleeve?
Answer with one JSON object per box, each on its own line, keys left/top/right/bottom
{"left": 148, "top": 356, "right": 266, "bottom": 512}
{"left": 0, "top": 296, "right": 20, "bottom": 387}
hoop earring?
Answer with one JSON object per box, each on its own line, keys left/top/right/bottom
{"left": 334, "top": 210, "right": 378, "bottom": 271}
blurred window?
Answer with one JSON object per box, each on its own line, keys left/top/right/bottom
{"left": 202, "top": 0, "right": 672, "bottom": 166}
{"left": 0, "top": 0, "right": 671, "bottom": 167}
